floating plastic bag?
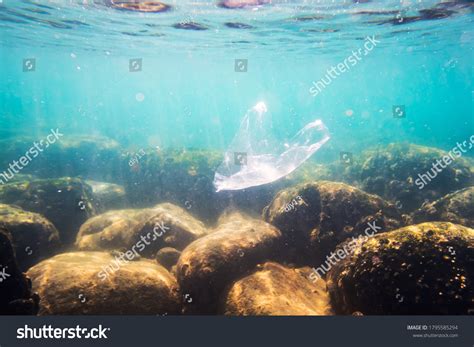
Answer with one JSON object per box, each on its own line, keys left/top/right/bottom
{"left": 213, "top": 101, "right": 330, "bottom": 192}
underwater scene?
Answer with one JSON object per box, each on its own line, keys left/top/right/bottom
{"left": 0, "top": 0, "right": 473, "bottom": 316}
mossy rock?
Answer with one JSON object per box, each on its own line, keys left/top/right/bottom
{"left": 0, "top": 227, "right": 39, "bottom": 315}
{"left": 26, "top": 251, "right": 180, "bottom": 315}
{"left": 121, "top": 148, "right": 223, "bottom": 223}
{"left": 331, "top": 143, "right": 474, "bottom": 212}
{"left": 76, "top": 203, "right": 208, "bottom": 257}
{"left": 176, "top": 213, "right": 283, "bottom": 314}
{"left": 0, "top": 204, "right": 60, "bottom": 270}
{"left": 121, "top": 148, "right": 317, "bottom": 223}
{"left": 0, "top": 135, "right": 122, "bottom": 181}
{"left": 412, "top": 187, "right": 473, "bottom": 228}
{"left": 326, "top": 222, "right": 474, "bottom": 315}
{"left": 0, "top": 177, "right": 97, "bottom": 245}
{"left": 222, "top": 262, "right": 333, "bottom": 316}
{"left": 263, "top": 181, "right": 404, "bottom": 266}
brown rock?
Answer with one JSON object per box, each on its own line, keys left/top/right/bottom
{"left": 176, "top": 214, "right": 283, "bottom": 314}
{"left": 0, "top": 204, "right": 60, "bottom": 270}
{"left": 222, "top": 262, "right": 333, "bottom": 316}
{"left": 263, "top": 181, "right": 404, "bottom": 266}
{"left": 75, "top": 203, "right": 207, "bottom": 258}
{"left": 326, "top": 222, "right": 474, "bottom": 315}
{"left": 412, "top": 187, "right": 473, "bottom": 227}
{"left": 27, "top": 251, "right": 180, "bottom": 315}
{"left": 0, "top": 177, "right": 97, "bottom": 245}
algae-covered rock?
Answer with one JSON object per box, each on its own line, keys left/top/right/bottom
{"left": 334, "top": 143, "right": 474, "bottom": 212}
{"left": 263, "top": 181, "right": 404, "bottom": 266}
{"left": 75, "top": 208, "right": 153, "bottom": 252}
{"left": 75, "top": 203, "right": 207, "bottom": 257}
{"left": 26, "top": 251, "right": 180, "bottom": 315}
{"left": 156, "top": 247, "right": 181, "bottom": 270}
{"left": 0, "top": 227, "right": 39, "bottom": 315}
{"left": 122, "top": 148, "right": 223, "bottom": 222}
{"left": 1, "top": 174, "right": 37, "bottom": 184}
{"left": 86, "top": 180, "right": 127, "bottom": 211}
{"left": 121, "top": 148, "right": 314, "bottom": 223}
{"left": 176, "top": 214, "right": 283, "bottom": 314}
{"left": 0, "top": 135, "right": 122, "bottom": 181}
{"left": 134, "top": 204, "right": 208, "bottom": 256}
{"left": 326, "top": 222, "right": 474, "bottom": 315}
{"left": 0, "top": 177, "right": 97, "bottom": 244}
{"left": 0, "top": 204, "right": 60, "bottom": 270}
{"left": 412, "top": 187, "right": 473, "bottom": 228}
{"left": 222, "top": 262, "right": 333, "bottom": 316}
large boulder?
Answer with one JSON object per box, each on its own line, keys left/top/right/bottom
{"left": 0, "top": 178, "right": 97, "bottom": 244}
{"left": 0, "top": 227, "right": 39, "bottom": 315}
{"left": 326, "top": 222, "right": 474, "bottom": 315}
{"left": 0, "top": 204, "right": 60, "bottom": 270}
{"left": 412, "top": 187, "right": 473, "bottom": 228}
{"left": 75, "top": 203, "right": 208, "bottom": 258}
{"left": 0, "top": 135, "right": 122, "bottom": 181}
{"left": 333, "top": 143, "right": 474, "bottom": 212}
{"left": 26, "top": 251, "right": 180, "bottom": 315}
{"left": 222, "top": 262, "right": 333, "bottom": 316}
{"left": 176, "top": 214, "right": 283, "bottom": 314}
{"left": 263, "top": 181, "right": 404, "bottom": 266}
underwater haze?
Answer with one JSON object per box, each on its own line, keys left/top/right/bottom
{"left": 1, "top": 0, "right": 472, "bottom": 152}
{"left": 0, "top": 0, "right": 473, "bottom": 317}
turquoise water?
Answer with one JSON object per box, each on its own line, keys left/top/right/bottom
{"left": 0, "top": 0, "right": 473, "bottom": 155}
{"left": 0, "top": 0, "right": 473, "bottom": 318}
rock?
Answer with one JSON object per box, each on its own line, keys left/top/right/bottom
{"left": 1, "top": 174, "right": 37, "bottom": 184}
{"left": 86, "top": 180, "right": 127, "bottom": 211}
{"left": 0, "top": 135, "right": 122, "bottom": 182}
{"left": 0, "top": 177, "right": 97, "bottom": 245}
{"left": 134, "top": 204, "right": 208, "bottom": 256}
{"left": 176, "top": 214, "right": 283, "bottom": 314}
{"left": 0, "top": 227, "right": 39, "bottom": 315}
{"left": 75, "top": 208, "right": 147, "bottom": 251}
{"left": 122, "top": 148, "right": 223, "bottom": 223}
{"left": 76, "top": 203, "right": 207, "bottom": 257}
{"left": 121, "top": 148, "right": 314, "bottom": 223}
{"left": 26, "top": 251, "right": 180, "bottom": 315}
{"left": 412, "top": 187, "right": 473, "bottom": 228}
{"left": 263, "top": 181, "right": 404, "bottom": 266}
{"left": 326, "top": 222, "right": 474, "bottom": 315}
{"left": 0, "top": 204, "right": 60, "bottom": 270}
{"left": 333, "top": 143, "right": 474, "bottom": 212}
{"left": 222, "top": 262, "right": 333, "bottom": 316}
{"left": 156, "top": 247, "right": 181, "bottom": 270}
